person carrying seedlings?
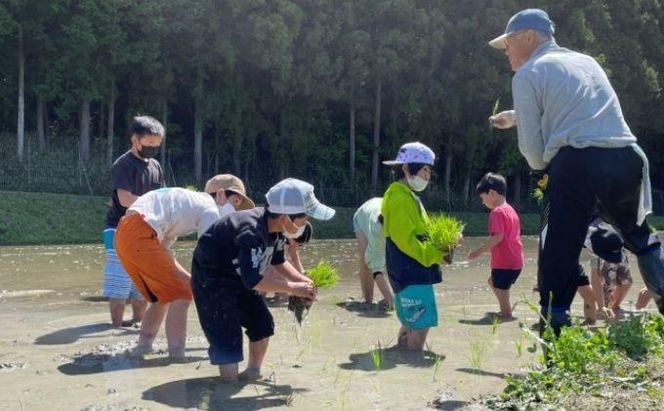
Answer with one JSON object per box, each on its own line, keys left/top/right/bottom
{"left": 115, "top": 174, "right": 254, "bottom": 358}
{"left": 466, "top": 173, "right": 523, "bottom": 319}
{"left": 191, "top": 178, "right": 335, "bottom": 382}
{"left": 102, "top": 115, "right": 165, "bottom": 328}
{"left": 353, "top": 197, "right": 394, "bottom": 310}
{"left": 488, "top": 8, "right": 664, "bottom": 333}
{"left": 381, "top": 142, "right": 445, "bottom": 351}
{"left": 585, "top": 219, "right": 632, "bottom": 318}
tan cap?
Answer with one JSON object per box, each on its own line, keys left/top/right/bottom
{"left": 204, "top": 174, "right": 255, "bottom": 210}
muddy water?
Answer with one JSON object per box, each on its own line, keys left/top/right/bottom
{"left": 0, "top": 239, "right": 652, "bottom": 410}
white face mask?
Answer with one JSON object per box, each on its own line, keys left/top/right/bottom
{"left": 219, "top": 201, "right": 236, "bottom": 216}
{"left": 283, "top": 222, "right": 306, "bottom": 239}
{"left": 407, "top": 175, "right": 429, "bottom": 192}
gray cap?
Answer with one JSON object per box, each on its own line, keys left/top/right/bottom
{"left": 265, "top": 178, "right": 335, "bottom": 221}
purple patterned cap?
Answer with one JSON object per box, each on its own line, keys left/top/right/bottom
{"left": 383, "top": 142, "right": 435, "bottom": 166}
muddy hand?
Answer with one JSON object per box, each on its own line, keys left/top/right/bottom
{"left": 489, "top": 110, "right": 516, "bottom": 129}
{"left": 293, "top": 282, "right": 316, "bottom": 300}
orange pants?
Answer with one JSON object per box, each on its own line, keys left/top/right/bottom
{"left": 115, "top": 213, "right": 192, "bottom": 303}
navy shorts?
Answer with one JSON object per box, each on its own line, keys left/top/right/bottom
{"left": 191, "top": 272, "right": 274, "bottom": 366}
{"left": 491, "top": 269, "right": 521, "bottom": 290}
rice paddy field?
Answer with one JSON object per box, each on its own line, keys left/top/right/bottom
{"left": 0, "top": 238, "right": 661, "bottom": 410}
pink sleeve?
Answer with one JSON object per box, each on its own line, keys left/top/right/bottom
{"left": 488, "top": 209, "right": 506, "bottom": 235}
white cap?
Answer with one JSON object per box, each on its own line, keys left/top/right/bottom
{"left": 265, "top": 178, "right": 335, "bottom": 221}
{"left": 382, "top": 141, "right": 435, "bottom": 166}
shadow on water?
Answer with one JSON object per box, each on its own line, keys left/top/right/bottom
{"left": 58, "top": 351, "right": 207, "bottom": 375}
{"left": 455, "top": 367, "right": 508, "bottom": 379}
{"left": 335, "top": 301, "right": 392, "bottom": 318}
{"left": 143, "top": 376, "right": 307, "bottom": 409}
{"left": 80, "top": 296, "right": 108, "bottom": 303}
{"left": 34, "top": 323, "right": 138, "bottom": 345}
{"left": 429, "top": 399, "right": 471, "bottom": 410}
{"left": 458, "top": 312, "right": 517, "bottom": 326}
{"left": 337, "top": 345, "right": 445, "bottom": 372}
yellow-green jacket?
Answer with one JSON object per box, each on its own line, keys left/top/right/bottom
{"left": 381, "top": 181, "right": 442, "bottom": 292}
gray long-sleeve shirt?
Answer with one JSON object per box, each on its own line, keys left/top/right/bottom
{"left": 512, "top": 41, "right": 637, "bottom": 170}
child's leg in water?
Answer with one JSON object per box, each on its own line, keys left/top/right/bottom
{"left": 577, "top": 285, "right": 597, "bottom": 324}
{"left": 374, "top": 272, "right": 393, "bottom": 309}
{"left": 397, "top": 326, "right": 429, "bottom": 350}
{"left": 488, "top": 276, "right": 512, "bottom": 318}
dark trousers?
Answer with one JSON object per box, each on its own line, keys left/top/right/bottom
{"left": 538, "top": 146, "right": 664, "bottom": 328}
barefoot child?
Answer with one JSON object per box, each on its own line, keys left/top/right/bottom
{"left": 467, "top": 173, "right": 523, "bottom": 319}
{"left": 103, "top": 116, "right": 164, "bottom": 327}
{"left": 191, "top": 178, "right": 334, "bottom": 381}
{"left": 382, "top": 142, "right": 443, "bottom": 351}
{"left": 115, "top": 174, "right": 254, "bottom": 357}
{"left": 586, "top": 219, "right": 632, "bottom": 317}
{"left": 353, "top": 197, "right": 394, "bottom": 309}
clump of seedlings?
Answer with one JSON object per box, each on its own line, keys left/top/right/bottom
{"left": 424, "top": 214, "right": 464, "bottom": 262}
{"left": 289, "top": 261, "right": 339, "bottom": 324}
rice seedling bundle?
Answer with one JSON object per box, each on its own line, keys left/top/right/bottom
{"left": 289, "top": 261, "right": 339, "bottom": 324}
{"left": 425, "top": 213, "right": 464, "bottom": 257}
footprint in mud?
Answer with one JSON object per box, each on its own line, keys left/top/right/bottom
{"left": 57, "top": 342, "right": 207, "bottom": 375}
{"left": 0, "top": 362, "right": 28, "bottom": 372}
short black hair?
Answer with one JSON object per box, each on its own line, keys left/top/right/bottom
{"left": 476, "top": 172, "right": 507, "bottom": 196}
{"left": 392, "top": 163, "right": 428, "bottom": 180}
{"left": 265, "top": 207, "right": 306, "bottom": 220}
{"left": 129, "top": 115, "right": 165, "bottom": 139}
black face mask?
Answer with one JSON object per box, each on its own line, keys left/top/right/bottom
{"left": 138, "top": 144, "right": 160, "bottom": 159}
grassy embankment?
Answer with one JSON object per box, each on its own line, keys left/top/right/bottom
{"left": 1, "top": 190, "right": 663, "bottom": 245}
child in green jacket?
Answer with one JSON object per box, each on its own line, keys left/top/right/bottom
{"left": 382, "top": 142, "right": 443, "bottom": 350}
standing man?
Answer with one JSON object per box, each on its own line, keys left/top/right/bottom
{"left": 103, "top": 116, "right": 164, "bottom": 327}
{"left": 488, "top": 8, "right": 664, "bottom": 332}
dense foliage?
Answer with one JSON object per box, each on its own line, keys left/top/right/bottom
{"left": 1, "top": 1, "right": 663, "bottom": 210}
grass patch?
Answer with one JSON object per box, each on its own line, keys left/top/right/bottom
{"left": 1, "top": 190, "right": 663, "bottom": 244}
{"left": 0, "top": 190, "right": 107, "bottom": 245}
{"left": 483, "top": 314, "right": 664, "bottom": 410}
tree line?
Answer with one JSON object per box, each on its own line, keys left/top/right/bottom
{"left": 1, "top": 0, "right": 663, "bottom": 209}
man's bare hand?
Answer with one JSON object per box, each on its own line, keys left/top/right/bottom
{"left": 489, "top": 110, "right": 517, "bottom": 129}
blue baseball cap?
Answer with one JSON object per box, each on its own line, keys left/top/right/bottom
{"left": 489, "top": 8, "right": 555, "bottom": 49}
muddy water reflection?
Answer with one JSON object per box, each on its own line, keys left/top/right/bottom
{"left": 0, "top": 238, "right": 651, "bottom": 410}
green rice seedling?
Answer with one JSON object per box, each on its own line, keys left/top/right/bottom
{"left": 289, "top": 262, "right": 339, "bottom": 324}
{"left": 308, "top": 261, "right": 339, "bottom": 288}
{"left": 425, "top": 213, "right": 464, "bottom": 258}
{"left": 469, "top": 340, "right": 485, "bottom": 369}
{"left": 369, "top": 342, "right": 382, "bottom": 371}
{"left": 432, "top": 353, "right": 443, "bottom": 381}
{"left": 515, "top": 339, "right": 523, "bottom": 358}
{"left": 492, "top": 97, "right": 501, "bottom": 116}
{"left": 491, "top": 316, "right": 499, "bottom": 336}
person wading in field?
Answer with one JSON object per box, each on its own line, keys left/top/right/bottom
{"left": 102, "top": 116, "right": 164, "bottom": 328}
{"left": 488, "top": 8, "right": 664, "bottom": 333}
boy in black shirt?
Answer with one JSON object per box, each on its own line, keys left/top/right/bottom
{"left": 192, "top": 178, "right": 335, "bottom": 381}
{"left": 102, "top": 116, "right": 164, "bottom": 327}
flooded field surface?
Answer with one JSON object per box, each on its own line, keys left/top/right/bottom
{"left": 0, "top": 238, "right": 654, "bottom": 410}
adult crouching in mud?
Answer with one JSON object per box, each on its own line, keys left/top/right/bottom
{"left": 488, "top": 8, "right": 664, "bottom": 333}
{"left": 191, "top": 178, "right": 335, "bottom": 382}
{"left": 381, "top": 142, "right": 445, "bottom": 351}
